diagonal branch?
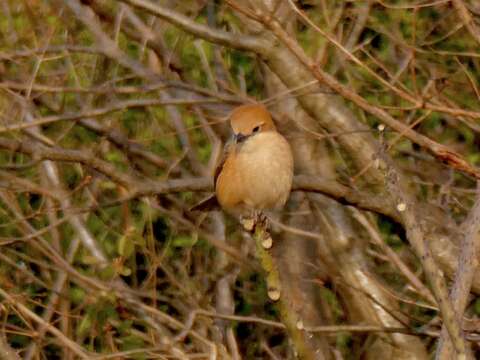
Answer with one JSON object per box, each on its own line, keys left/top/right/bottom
{"left": 0, "top": 287, "right": 90, "bottom": 359}
{"left": 380, "top": 151, "right": 468, "bottom": 359}
{"left": 452, "top": 0, "right": 480, "bottom": 45}
{"left": 118, "top": 0, "right": 268, "bottom": 52}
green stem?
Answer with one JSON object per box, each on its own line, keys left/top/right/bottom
{"left": 252, "top": 221, "right": 320, "bottom": 360}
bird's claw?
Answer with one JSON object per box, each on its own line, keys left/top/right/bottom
{"left": 240, "top": 211, "right": 268, "bottom": 232}
{"left": 255, "top": 211, "right": 268, "bottom": 228}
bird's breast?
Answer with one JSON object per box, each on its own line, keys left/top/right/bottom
{"left": 233, "top": 132, "right": 293, "bottom": 210}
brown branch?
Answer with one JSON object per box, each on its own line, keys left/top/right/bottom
{"left": 63, "top": 0, "right": 158, "bottom": 79}
{"left": 293, "top": 175, "right": 398, "bottom": 221}
{"left": 178, "top": 309, "right": 480, "bottom": 341}
{"left": 0, "top": 79, "right": 242, "bottom": 103}
{"left": 77, "top": 118, "right": 170, "bottom": 169}
{"left": 0, "top": 137, "right": 134, "bottom": 187}
{"left": 351, "top": 209, "right": 437, "bottom": 305}
{"left": 380, "top": 152, "right": 468, "bottom": 358}
{"left": 435, "top": 183, "right": 480, "bottom": 360}
{"left": 0, "top": 45, "right": 102, "bottom": 59}
{"left": 452, "top": 0, "right": 480, "bottom": 45}
{"left": 305, "top": 324, "right": 480, "bottom": 341}
{"left": 0, "top": 287, "right": 90, "bottom": 359}
{"left": 118, "top": 0, "right": 268, "bottom": 53}
{"left": 0, "top": 98, "right": 222, "bottom": 134}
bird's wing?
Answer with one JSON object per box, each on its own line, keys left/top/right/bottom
{"left": 189, "top": 194, "right": 219, "bottom": 211}
{"left": 190, "top": 140, "right": 234, "bottom": 212}
{"left": 213, "top": 139, "right": 234, "bottom": 190}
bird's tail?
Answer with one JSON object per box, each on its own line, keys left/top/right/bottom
{"left": 190, "top": 195, "right": 220, "bottom": 212}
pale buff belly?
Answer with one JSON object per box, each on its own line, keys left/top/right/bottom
{"left": 231, "top": 132, "right": 293, "bottom": 211}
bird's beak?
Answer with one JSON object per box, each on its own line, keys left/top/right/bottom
{"left": 234, "top": 133, "right": 248, "bottom": 143}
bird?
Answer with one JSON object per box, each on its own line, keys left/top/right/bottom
{"left": 192, "top": 104, "right": 294, "bottom": 221}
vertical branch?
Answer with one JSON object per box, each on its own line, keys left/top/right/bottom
{"left": 250, "top": 219, "right": 323, "bottom": 360}
{"left": 380, "top": 151, "right": 468, "bottom": 359}
{"left": 435, "top": 183, "right": 480, "bottom": 360}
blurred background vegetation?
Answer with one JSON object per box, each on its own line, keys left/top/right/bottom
{"left": 0, "top": 0, "right": 480, "bottom": 359}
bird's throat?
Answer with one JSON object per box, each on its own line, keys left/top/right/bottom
{"left": 235, "top": 132, "right": 250, "bottom": 144}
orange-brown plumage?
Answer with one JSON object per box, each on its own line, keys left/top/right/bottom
{"left": 212, "top": 104, "right": 293, "bottom": 216}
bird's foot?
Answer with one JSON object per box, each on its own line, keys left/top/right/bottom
{"left": 240, "top": 211, "right": 268, "bottom": 233}
{"left": 255, "top": 211, "right": 268, "bottom": 228}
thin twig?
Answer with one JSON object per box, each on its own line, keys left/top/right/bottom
{"left": 0, "top": 287, "right": 90, "bottom": 359}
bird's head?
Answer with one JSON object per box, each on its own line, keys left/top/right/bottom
{"left": 229, "top": 104, "right": 276, "bottom": 143}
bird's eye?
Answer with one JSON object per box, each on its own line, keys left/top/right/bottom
{"left": 252, "top": 126, "right": 260, "bottom": 133}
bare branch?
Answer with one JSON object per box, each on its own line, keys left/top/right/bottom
{"left": 118, "top": 0, "right": 268, "bottom": 53}
{"left": 0, "top": 98, "right": 222, "bottom": 134}
{"left": 381, "top": 151, "right": 468, "bottom": 358}
{"left": 452, "top": 0, "right": 480, "bottom": 45}
{"left": 436, "top": 183, "right": 480, "bottom": 359}
{"left": 0, "top": 287, "right": 90, "bottom": 359}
